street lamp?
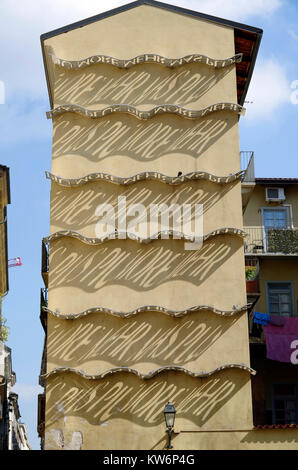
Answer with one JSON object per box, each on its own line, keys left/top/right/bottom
{"left": 163, "top": 402, "right": 176, "bottom": 449}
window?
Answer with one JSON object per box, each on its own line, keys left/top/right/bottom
{"left": 267, "top": 282, "right": 294, "bottom": 316}
{"left": 262, "top": 207, "right": 290, "bottom": 230}
{"left": 272, "top": 384, "right": 297, "bottom": 425}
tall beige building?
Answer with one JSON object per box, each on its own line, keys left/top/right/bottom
{"left": 38, "top": 0, "right": 298, "bottom": 449}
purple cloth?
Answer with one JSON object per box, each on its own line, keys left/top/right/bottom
{"left": 264, "top": 317, "right": 298, "bottom": 363}
{"left": 269, "top": 315, "right": 286, "bottom": 326}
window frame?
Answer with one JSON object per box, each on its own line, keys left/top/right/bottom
{"left": 261, "top": 206, "right": 293, "bottom": 252}
{"left": 266, "top": 280, "right": 295, "bottom": 317}
{"left": 271, "top": 383, "right": 298, "bottom": 425}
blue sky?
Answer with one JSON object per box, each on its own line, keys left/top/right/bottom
{"left": 0, "top": 0, "right": 297, "bottom": 450}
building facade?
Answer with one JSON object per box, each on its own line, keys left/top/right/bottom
{"left": 0, "top": 165, "right": 30, "bottom": 450}
{"left": 0, "top": 344, "right": 30, "bottom": 450}
{"left": 243, "top": 173, "right": 298, "bottom": 429}
{"left": 39, "top": 0, "right": 298, "bottom": 449}
{"left": 0, "top": 165, "right": 10, "bottom": 298}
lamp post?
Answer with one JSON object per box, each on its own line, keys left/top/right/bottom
{"left": 163, "top": 402, "right": 176, "bottom": 449}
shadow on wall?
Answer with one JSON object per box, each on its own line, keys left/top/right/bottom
{"left": 53, "top": 62, "right": 233, "bottom": 108}
{"left": 45, "top": 369, "right": 250, "bottom": 428}
{"left": 52, "top": 112, "right": 234, "bottom": 163}
{"left": 48, "top": 235, "right": 240, "bottom": 292}
{"left": 46, "top": 311, "right": 239, "bottom": 369}
{"left": 50, "top": 179, "right": 238, "bottom": 233}
{"left": 240, "top": 430, "right": 298, "bottom": 445}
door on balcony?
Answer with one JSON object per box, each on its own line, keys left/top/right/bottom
{"left": 272, "top": 384, "right": 297, "bottom": 425}
{"left": 267, "top": 282, "right": 294, "bottom": 316}
{"left": 262, "top": 207, "right": 290, "bottom": 252}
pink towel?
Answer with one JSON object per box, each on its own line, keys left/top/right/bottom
{"left": 264, "top": 317, "right": 298, "bottom": 363}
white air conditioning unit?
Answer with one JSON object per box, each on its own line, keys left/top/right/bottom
{"left": 265, "top": 187, "right": 286, "bottom": 202}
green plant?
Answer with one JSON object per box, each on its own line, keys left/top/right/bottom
{"left": 267, "top": 228, "right": 298, "bottom": 254}
{"left": 245, "top": 266, "right": 257, "bottom": 281}
{"left": 0, "top": 294, "right": 9, "bottom": 342}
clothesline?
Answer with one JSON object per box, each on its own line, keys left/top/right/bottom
{"left": 252, "top": 312, "right": 298, "bottom": 363}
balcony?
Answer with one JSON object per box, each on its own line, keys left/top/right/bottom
{"left": 240, "top": 151, "right": 255, "bottom": 183}
{"left": 240, "top": 151, "right": 255, "bottom": 212}
{"left": 246, "top": 257, "right": 261, "bottom": 310}
{"left": 244, "top": 227, "right": 298, "bottom": 255}
{"left": 40, "top": 288, "right": 48, "bottom": 333}
{"left": 37, "top": 394, "right": 45, "bottom": 440}
{"left": 41, "top": 240, "right": 49, "bottom": 287}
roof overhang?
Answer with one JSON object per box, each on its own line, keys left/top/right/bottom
{"left": 256, "top": 178, "right": 298, "bottom": 186}
{"left": 40, "top": 0, "right": 263, "bottom": 108}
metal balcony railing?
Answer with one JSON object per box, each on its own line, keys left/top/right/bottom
{"left": 240, "top": 151, "right": 255, "bottom": 182}
{"left": 40, "top": 288, "right": 48, "bottom": 310}
{"left": 40, "top": 288, "right": 48, "bottom": 333}
{"left": 244, "top": 226, "right": 298, "bottom": 254}
{"left": 41, "top": 240, "right": 49, "bottom": 286}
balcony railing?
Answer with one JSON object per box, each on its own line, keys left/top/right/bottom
{"left": 40, "top": 288, "right": 48, "bottom": 333}
{"left": 40, "top": 288, "right": 48, "bottom": 310}
{"left": 240, "top": 151, "right": 255, "bottom": 182}
{"left": 244, "top": 226, "right": 298, "bottom": 254}
{"left": 41, "top": 240, "right": 49, "bottom": 286}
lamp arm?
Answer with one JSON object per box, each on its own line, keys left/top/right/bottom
{"left": 165, "top": 426, "right": 174, "bottom": 449}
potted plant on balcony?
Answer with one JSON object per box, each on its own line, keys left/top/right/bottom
{"left": 246, "top": 266, "right": 259, "bottom": 293}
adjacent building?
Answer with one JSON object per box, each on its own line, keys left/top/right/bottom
{"left": 38, "top": 0, "right": 298, "bottom": 449}
{"left": 0, "top": 165, "right": 10, "bottom": 298}
{"left": 242, "top": 169, "right": 298, "bottom": 428}
{"left": 0, "top": 165, "right": 30, "bottom": 450}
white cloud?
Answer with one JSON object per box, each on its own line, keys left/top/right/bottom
{"left": 0, "top": 0, "right": 283, "bottom": 99}
{"left": 244, "top": 59, "right": 291, "bottom": 121}
{"left": 0, "top": 99, "right": 50, "bottom": 145}
{"left": 12, "top": 383, "right": 43, "bottom": 402}
{"left": 288, "top": 29, "right": 298, "bottom": 42}
{"left": 0, "top": 0, "right": 286, "bottom": 140}
{"left": 159, "top": 0, "right": 283, "bottom": 22}
{"left": 0, "top": 1, "right": 131, "bottom": 98}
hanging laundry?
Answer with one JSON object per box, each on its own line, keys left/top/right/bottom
{"left": 253, "top": 312, "right": 270, "bottom": 325}
{"left": 269, "top": 315, "right": 286, "bottom": 327}
{"left": 264, "top": 317, "right": 298, "bottom": 363}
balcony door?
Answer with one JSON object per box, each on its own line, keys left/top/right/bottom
{"left": 272, "top": 384, "right": 297, "bottom": 425}
{"left": 262, "top": 207, "right": 290, "bottom": 252}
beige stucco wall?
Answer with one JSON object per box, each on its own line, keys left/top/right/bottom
{"left": 244, "top": 184, "right": 298, "bottom": 228}
{"left": 44, "top": 370, "right": 254, "bottom": 450}
{"left": 47, "top": 235, "right": 246, "bottom": 313}
{"left": 42, "top": 4, "right": 254, "bottom": 450}
{"left": 51, "top": 112, "right": 240, "bottom": 178}
{"left": 253, "top": 258, "right": 298, "bottom": 316}
{"left": 43, "top": 4, "right": 236, "bottom": 106}
{"left": 44, "top": 371, "right": 298, "bottom": 450}
{"left": 46, "top": 310, "right": 250, "bottom": 375}
{"left": 53, "top": 62, "right": 236, "bottom": 110}
{"left": 50, "top": 179, "right": 243, "bottom": 236}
